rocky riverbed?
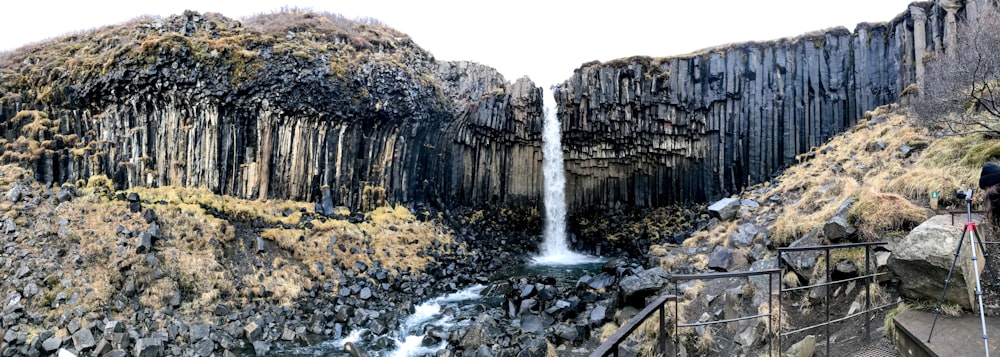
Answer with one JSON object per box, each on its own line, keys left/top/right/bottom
{"left": 0, "top": 163, "right": 707, "bottom": 357}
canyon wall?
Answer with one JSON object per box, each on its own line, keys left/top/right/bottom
{"left": 0, "top": 1, "right": 988, "bottom": 214}
{"left": 553, "top": 0, "right": 975, "bottom": 211}
{"left": 0, "top": 11, "right": 544, "bottom": 212}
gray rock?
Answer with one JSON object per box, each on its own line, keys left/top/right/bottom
{"left": 618, "top": 267, "right": 670, "bottom": 306}
{"left": 6, "top": 183, "right": 23, "bottom": 203}
{"left": 134, "top": 337, "right": 162, "bottom": 357}
{"left": 459, "top": 324, "right": 494, "bottom": 349}
{"left": 71, "top": 328, "right": 95, "bottom": 351}
{"left": 3, "top": 217, "right": 16, "bottom": 234}
{"left": 519, "top": 313, "right": 554, "bottom": 334}
{"left": 194, "top": 338, "right": 214, "bottom": 357}
{"left": 252, "top": 341, "right": 270, "bottom": 356}
{"left": 784, "top": 335, "right": 816, "bottom": 357}
{"left": 728, "top": 223, "right": 758, "bottom": 248}
{"left": 781, "top": 229, "right": 822, "bottom": 279}
{"left": 244, "top": 320, "right": 262, "bottom": 342}
{"left": 589, "top": 304, "right": 607, "bottom": 326}
{"left": 708, "top": 246, "right": 735, "bottom": 271}
{"left": 587, "top": 273, "right": 615, "bottom": 290}
{"left": 255, "top": 236, "right": 265, "bottom": 253}
{"left": 708, "top": 198, "right": 740, "bottom": 221}
{"left": 189, "top": 323, "right": 210, "bottom": 341}
{"left": 105, "top": 350, "right": 127, "bottom": 357}
{"left": 553, "top": 324, "right": 582, "bottom": 342}
{"left": 475, "top": 345, "right": 493, "bottom": 357}
{"left": 56, "top": 190, "right": 73, "bottom": 203}
{"left": 57, "top": 349, "right": 77, "bottom": 357}
{"left": 890, "top": 215, "right": 980, "bottom": 310}
{"left": 42, "top": 336, "right": 62, "bottom": 351}
{"left": 136, "top": 232, "right": 152, "bottom": 254}
{"left": 823, "top": 216, "right": 855, "bottom": 242}
{"left": 359, "top": 287, "right": 372, "bottom": 300}
{"left": 824, "top": 198, "right": 856, "bottom": 241}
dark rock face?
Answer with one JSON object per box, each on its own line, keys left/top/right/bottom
{"left": 0, "top": 11, "right": 543, "bottom": 214}
{"left": 552, "top": 3, "right": 942, "bottom": 210}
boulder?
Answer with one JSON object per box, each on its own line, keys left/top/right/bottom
{"left": 6, "top": 183, "right": 24, "bottom": 203}
{"left": 520, "top": 313, "right": 554, "bottom": 334}
{"left": 784, "top": 335, "right": 816, "bottom": 357}
{"left": 780, "top": 229, "right": 822, "bottom": 280}
{"left": 708, "top": 246, "right": 735, "bottom": 271}
{"left": 42, "top": 336, "right": 62, "bottom": 352}
{"left": 889, "top": 215, "right": 984, "bottom": 310}
{"left": 727, "top": 223, "right": 758, "bottom": 248}
{"left": 618, "top": 267, "right": 670, "bottom": 306}
{"left": 823, "top": 198, "right": 856, "bottom": 242}
{"left": 134, "top": 337, "right": 162, "bottom": 357}
{"left": 708, "top": 198, "right": 740, "bottom": 221}
{"left": 244, "top": 320, "right": 262, "bottom": 342}
{"left": 71, "top": 328, "right": 96, "bottom": 351}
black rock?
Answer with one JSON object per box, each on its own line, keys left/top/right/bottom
{"left": 707, "top": 246, "right": 735, "bottom": 271}
{"left": 589, "top": 304, "right": 608, "bottom": 326}
{"left": 41, "top": 337, "right": 61, "bottom": 352}
{"left": 136, "top": 232, "right": 153, "bottom": 254}
{"left": 134, "top": 337, "right": 162, "bottom": 357}
{"left": 252, "top": 341, "right": 270, "bottom": 356}
{"left": 519, "top": 313, "right": 554, "bottom": 334}
{"left": 194, "top": 338, "right": 214, "bottom": 357}
{"left": 587, "top": 273, "right": 615, "bottom": 290}
{"left": 142, "top": 208, "right": 157, "bottom": 223}
{"left": 72, "top": 327, "right": 96, "bottom": 351}
{"left": 553, "top": 324, "right": 583, "bottom": 342}
{"left": 56, "top": 190, "right": 73, "bottom": 203}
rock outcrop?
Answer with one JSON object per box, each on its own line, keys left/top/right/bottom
{"left": 888, "top": 215, "right": 985, "bottom": 310}
{"left": 552, "top": 1, "right": 981, "bottom": 211}
{"left": 0, "top": 11, "right": 543, "bottom": 212}
{"left": 0, "top": 1, "right": 992, "bottom": 214}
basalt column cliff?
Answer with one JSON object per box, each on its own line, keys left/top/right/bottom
{"left": 553, "top": 1, "right": 973, "bottom": 211}
{"left": 0, "top": 12, "right": 544, "bottom": 212}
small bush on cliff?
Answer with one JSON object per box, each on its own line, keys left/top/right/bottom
{"left": 913, "top": 5, "right": 1000, "bottom": 135}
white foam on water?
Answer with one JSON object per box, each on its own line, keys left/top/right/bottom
{"left": 386, "top": 284, "right": 486, "bottom": 357}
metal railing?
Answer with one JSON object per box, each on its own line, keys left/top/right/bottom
{"left": 671, "top": 269, "right": 782, "bottom": 356}
{"left": 593, "top": 241, "right": 896, "bottom": 357}
{"left": 777, "top": 241, "right": 895, "bottom": 356}
{"left": 591, "top": 269, "right": 781, "bottom": 356}
{"left": 590, "top": 293, "right": 677, "bottom": 357}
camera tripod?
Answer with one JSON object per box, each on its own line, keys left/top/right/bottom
{"left": 928, "top": 189, "right": 1000, "bottom": 356}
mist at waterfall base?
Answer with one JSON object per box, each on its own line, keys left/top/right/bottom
{"left": 533, "top": 91, "right": 603, "bottom": 266}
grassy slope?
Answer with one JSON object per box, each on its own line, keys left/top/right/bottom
{"left": 0, "top": 167, "right": 458, "bottom": 341}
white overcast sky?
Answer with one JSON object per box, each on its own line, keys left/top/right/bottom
{"left": 1, "top": 0, "right": 915, "bottom": 88}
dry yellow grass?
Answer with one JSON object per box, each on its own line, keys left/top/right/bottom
{"left": 850, "top": 188, "right": 928, "bottom": 241}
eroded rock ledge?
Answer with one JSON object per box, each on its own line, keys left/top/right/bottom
{"left": 552, "top": 1, "right": 964, "bottom": 211}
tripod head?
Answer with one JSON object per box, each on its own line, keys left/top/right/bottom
{"left": 957, "top": 188, "right": 975, "bottom": 223}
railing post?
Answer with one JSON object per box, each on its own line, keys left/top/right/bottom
{"left": 659, "top": 304, "right": 666, "bottom": 355}
{"left": 865, "top": 245, "right": 872, "bottom": 344}
{"left": 778, "top": 250, "right": 783, "bottom": 354}
{"left": 674, "top": 280, "right": 680, "bottom": 357}
{"left": 769, "top": 266, "right": 774, "bottom": 357}
{"left": 825, "top": 248, "right": 831, "bottom": 357}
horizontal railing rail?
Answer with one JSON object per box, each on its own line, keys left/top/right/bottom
{"left": 590, "top": 293, "right": 677, "bottom": 357}
{"left": 777, "top": 241, "right": 894, "bottom": 357}
{"left": 670, "top": 268, "right": 782, "bottom": 357}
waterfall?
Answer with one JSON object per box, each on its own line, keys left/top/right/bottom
{"left": 533, "top": 88, "right": 600, "bottom": 265}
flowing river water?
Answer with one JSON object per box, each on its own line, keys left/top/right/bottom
{"left": 279, "top": 90, "right": 605, "bottom": 356}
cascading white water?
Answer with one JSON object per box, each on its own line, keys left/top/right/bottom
{"left": 533, "top": 89, "right": 601, "bottom": 265}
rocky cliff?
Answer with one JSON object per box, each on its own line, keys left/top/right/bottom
{"left": 553, "top": 0, "right": 973, "bottom": 211}
{"left": 0, "top": 11, "right": 543, "bottom": 212}
{"left": 0, "top": 1, "right": 988, "bottom": 215}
